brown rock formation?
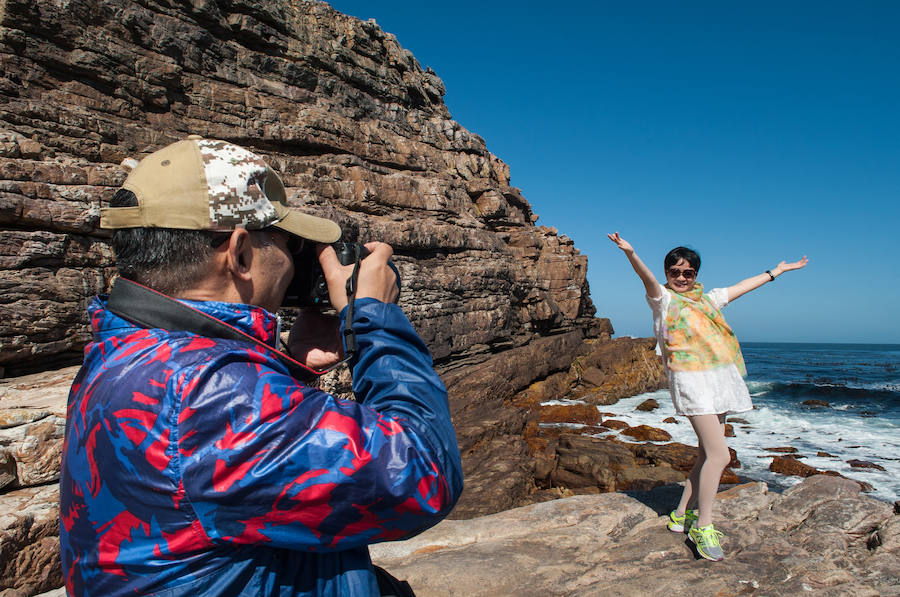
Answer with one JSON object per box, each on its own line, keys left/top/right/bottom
{"left": 635, "top": 398, "right": 659, "bottom": 411}
{"left": 449, "top": 336, "right": 665, "bottom": 518}
{"left": 765, "top": 446, "right": 799, "bottom": 453}
{"left": 769, "top": 455, "right": 873, "bottom": 492}
{"left": 0, "top": 0, "right": 603, "bottom": 381}
{"left": 532, "top": 433, "right": 740, "bottom": 495}
{"left": 802, "top": 399, "right": 831, "bottom": 408}
{"left": 620, "top": 424, "right": 671, "bottom": 442}
{"left": 536, "top": 403, "right": 601, "bottom": 426}
{"left": 848, "top": 459, "right": 887, "bottom": 472}
{"left": 770, "top": 455, "right": 819, "bottom": 477}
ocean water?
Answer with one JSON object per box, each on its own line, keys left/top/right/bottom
{"left": 548, "top": 343, "right": 900, "bottom": 503}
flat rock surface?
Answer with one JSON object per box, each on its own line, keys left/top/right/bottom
{"left": 0, "top": 368, "right": 74, "bottom": 415}
{"left": 372, "top": 476, "right": 899, "bottom": 596}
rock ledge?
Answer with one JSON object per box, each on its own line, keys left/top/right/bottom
{"left": 372, "top": 475, "right": 899, "bottom": 596}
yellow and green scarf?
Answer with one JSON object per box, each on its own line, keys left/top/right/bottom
{"left": 664, "top": 283, "right": 746, "bottom": 375}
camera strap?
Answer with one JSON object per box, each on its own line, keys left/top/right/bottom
{"left": 337, "top": 248, "right": 400, "bottom": 357}
{"left": 342, "top": 257, "right": 362, "bottom": 355}
{"left": 106, "top": 277, "right": 329, "bottom": 382}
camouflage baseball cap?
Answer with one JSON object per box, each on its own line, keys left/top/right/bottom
{"left": 100, "top": 136, "right": 342, "bottom": 243}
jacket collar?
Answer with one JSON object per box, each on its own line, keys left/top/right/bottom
{"left": 89, "top": 294, "right": 280, "bottom": 345}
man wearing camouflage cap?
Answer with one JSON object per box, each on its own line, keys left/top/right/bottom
{"left": 59, "top": 137, "right": 463, "bottom": 597}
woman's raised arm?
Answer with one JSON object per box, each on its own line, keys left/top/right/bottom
{"left": 726, "top": 256, "right": 809, "bottom": 302}
{"left": 607, "top": 232, "right": 662, "bottom": 298}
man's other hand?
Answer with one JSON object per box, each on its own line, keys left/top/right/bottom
{"left": 286, "top": 309, "right": 343, "bottom": 370}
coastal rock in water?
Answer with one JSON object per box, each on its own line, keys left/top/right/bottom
{"left": 370, "top": 476, "right": 899, "bottom": 596}
{"left": 765, "top": 446, "right": 799, "bottom": 453}
{"left": 629, "top": 440, "right": 740, "bottom": 484}
{"left": 621, "top": 424, "right": 671, "bottom": 442}
{"left": 635, "top": 398, "right": 659, "bottom": 411}
{"left": 769, "top": 455, "right": 873, "bottom": 492}
{"left": 848, "top": 459, "right": 887, "bottom": 472}
{"left": 536, "top": 403, "right": 600, "bottom": 426}
{"left": 802, "top": 399, "right": 831, "bottom": 408}
{"left": 770, "top": 455, "right": 819, "bottom": 477}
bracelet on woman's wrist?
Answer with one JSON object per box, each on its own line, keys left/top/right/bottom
{"left": 765, "top": 270, "right": 775, "bottom": 281}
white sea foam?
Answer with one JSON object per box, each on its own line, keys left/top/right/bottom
{"left": 540, "top": 399, "right": 588, "bottom": 406}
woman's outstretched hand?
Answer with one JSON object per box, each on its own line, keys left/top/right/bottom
{"left": 607, "top": 231, "right": 634, "bottom": 253}
{"left": 772, "top": 256, "right": 809, "bottom": 276}
{"left": 607, "top": 231, "right": 662, "bottom": 298}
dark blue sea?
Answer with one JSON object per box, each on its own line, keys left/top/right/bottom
{"left": 549, "top": 342, "right": 900, "bottom": 502}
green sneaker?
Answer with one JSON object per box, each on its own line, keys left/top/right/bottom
{"left": 666, "top": 509, "right": 697, "bottom": 533}
{"left": 688, "top": 523, "right": 725, "bottom": 561}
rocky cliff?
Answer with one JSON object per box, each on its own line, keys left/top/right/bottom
{"left": 0, "top": 0, "right": 605, "bottom": 378}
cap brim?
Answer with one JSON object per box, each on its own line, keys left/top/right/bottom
{"left": 273, "top": 209, "right": 342, "bottom": 243}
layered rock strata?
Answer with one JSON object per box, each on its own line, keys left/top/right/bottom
{"left": 0, "top": 0, "right": 602, "bottom": 380}
{"left": 0, "top": 368, "right": 70, "bottom": 596}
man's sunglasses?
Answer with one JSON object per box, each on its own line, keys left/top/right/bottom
{"left": 667, "top": 267, "right": 697, "bottom": 280}
{"left": 209, "top": 230, "right": 305, "bottom": 255}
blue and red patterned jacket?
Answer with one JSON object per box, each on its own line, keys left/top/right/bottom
{"left": 59, "top": 295, "right": 463, "bottom": 596}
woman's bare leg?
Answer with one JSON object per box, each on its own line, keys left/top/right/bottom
{"left": 675, "top": 443, "right": 703, "bottom": 515}
{"left": 686, "top": 413, "right": 729, "bottom": 527}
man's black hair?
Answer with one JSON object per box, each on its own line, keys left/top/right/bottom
{"left": 109, "top": 189, "right": 225, "bottom": 295}
{"left": 664, "top": 246, "right": 701, "bottom": 273}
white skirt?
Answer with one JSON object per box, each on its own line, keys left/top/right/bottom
{"left": 667, "top": 363, "right": 752, "bottom": 416}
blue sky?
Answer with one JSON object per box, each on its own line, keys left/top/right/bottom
{"left": 326, "top": 1, "right": 900, "bottom": 343}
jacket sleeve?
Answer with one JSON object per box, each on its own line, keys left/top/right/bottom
{"left": 177, "top": 298, "right": 462, "bottom": 552}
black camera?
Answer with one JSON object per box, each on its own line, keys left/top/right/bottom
{"left": 283, "top": 242, "right": 371, "bottom": 308}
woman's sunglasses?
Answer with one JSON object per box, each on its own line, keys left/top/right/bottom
{"left": 667, "top": 267, "right": 697, "bottom": 280}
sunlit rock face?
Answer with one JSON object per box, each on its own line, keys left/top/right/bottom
{"left": 0, "top": 0, "right": 603, "bottom": 378}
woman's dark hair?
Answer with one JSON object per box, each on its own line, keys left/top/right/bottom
{"left": 109, "top": 189, "right": 224, "bottom": 295}
{"left": 664, "top": 246, "right": 701, "bottom": 273}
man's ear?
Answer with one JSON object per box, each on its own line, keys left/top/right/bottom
{"left": 225, "top": 228, "right": 253, "bottom": 281}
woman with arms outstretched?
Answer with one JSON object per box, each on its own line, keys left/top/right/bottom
{"left": 608, "top": 232, "right": 808, "bottom": 561}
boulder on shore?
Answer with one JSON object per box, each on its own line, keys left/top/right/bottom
{"left": 371, "top": 475, "right": 899, "bottom": 596}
